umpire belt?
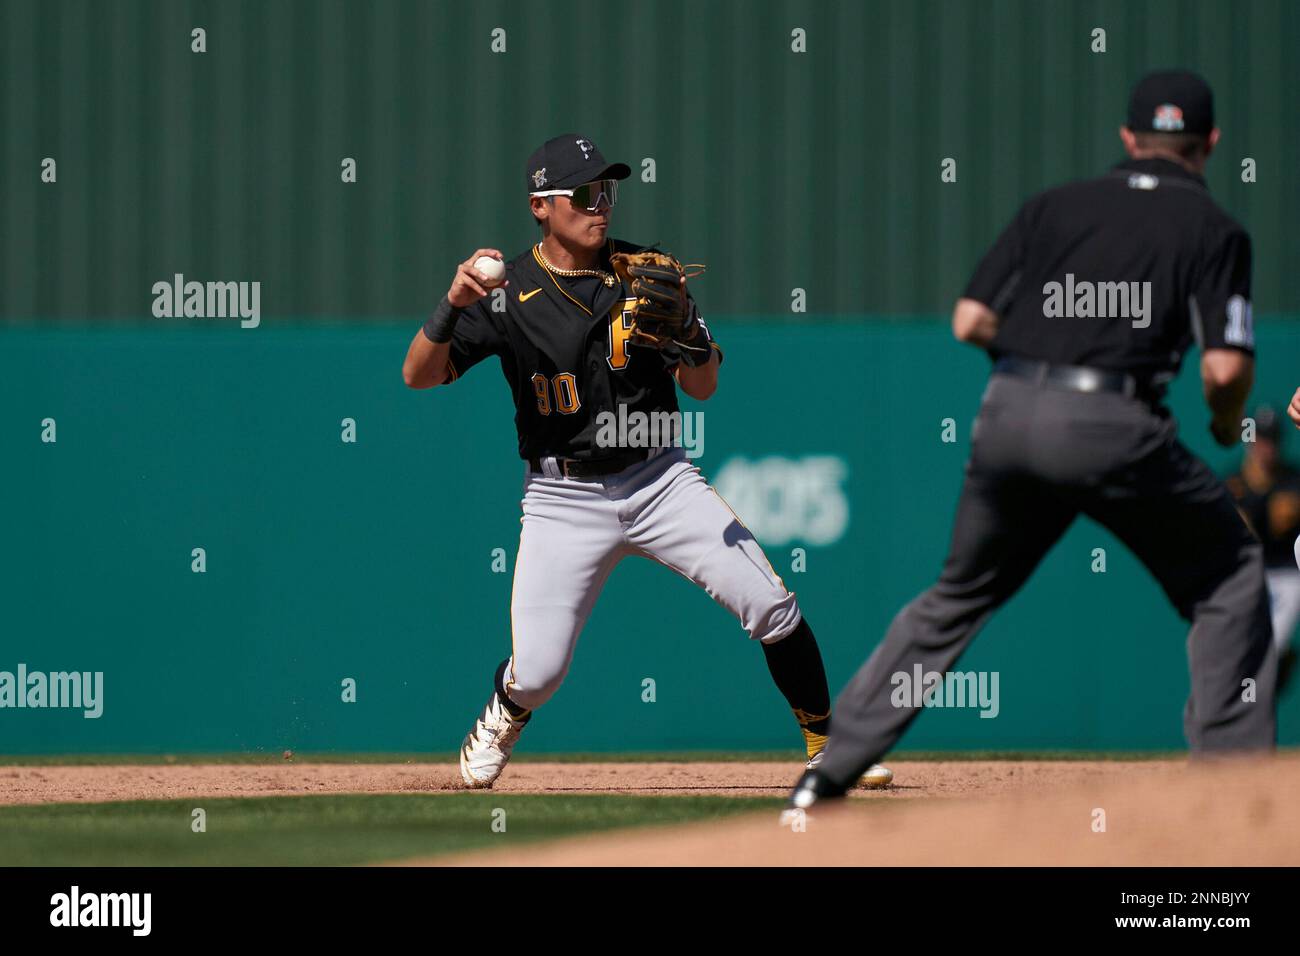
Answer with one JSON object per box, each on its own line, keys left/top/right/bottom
{"left": 993, "top": 356, "right": 1164, "bottom": 403}
{"left": 529, "top": 447, "right": 652, "bottom": 479}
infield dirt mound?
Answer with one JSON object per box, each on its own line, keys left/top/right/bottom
{"left": 424, "top": 754, "right": 1300, "bottom": 866}
{"left": 2, "top": 759, "right": 1166, "bottom": 806}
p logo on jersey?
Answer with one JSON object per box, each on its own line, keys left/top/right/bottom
{"left": 1152, "top": 103, "right": 1185, "bottom": 131}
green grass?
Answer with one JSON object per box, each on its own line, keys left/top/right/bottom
{"left": 0, "top": 793, "right": 778, "bottom": 866}
{"left": 0, "top": 749, "right": 1200, "bottom": 766}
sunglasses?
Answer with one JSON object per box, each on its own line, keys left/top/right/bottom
{"left": 531, "top": 179, "right": 619, "bottom": 212}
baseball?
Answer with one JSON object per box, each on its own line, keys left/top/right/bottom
{"left": 474, "top": 255, "right": 506, "bottom": 287}
{"left": 860, "top": 765, "right": 894, "bottom": 789}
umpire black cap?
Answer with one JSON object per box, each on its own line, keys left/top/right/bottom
{"left": 1127, "top": 70, "right": 1215, "bottom": 135}
{"left": 525, "top": 134, "right": 630, "bottom": 194}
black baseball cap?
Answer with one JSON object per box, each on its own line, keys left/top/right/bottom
{"left": 1127, "top": 70, "right": 1215, "bottom": 135}
{"left": 525, "top": 134, "right": 630, "bottom": 194}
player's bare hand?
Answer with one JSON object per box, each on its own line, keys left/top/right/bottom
{"left": 1288, "top": 386, "right": 1300, "bottom": 429}
{"left": 447, "top": 248, "right": 507, "bottom": 308}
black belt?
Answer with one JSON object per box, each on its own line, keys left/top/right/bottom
{"left": 528, "top": 447, "right": 651, "bottom": 478}
{"left": 993, "top": 356, "right": 1164, "bottom": 402}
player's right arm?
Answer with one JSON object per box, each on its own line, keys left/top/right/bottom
{"left": 403, "top": 249, "right": 505, "bottom": 389}
{"left": 402, "top": 328, "right": 453, "bottom": 389}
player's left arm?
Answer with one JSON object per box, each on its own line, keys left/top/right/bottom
{"left": 673, "top": 288, "right": 720, "bottom": 400}
{"left": 675, "top": 349, "right": 719, "bottom": 399}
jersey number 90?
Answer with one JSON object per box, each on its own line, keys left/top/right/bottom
{"left": 531, "top": 372, "right": 580, "bottom": 415}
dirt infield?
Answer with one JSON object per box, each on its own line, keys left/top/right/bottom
{"left": 428, "top": 755, "right": 1300, "bottom": 867}
{"left": 5, "top": 756, "right": 1298, "bottom": 866}
{"left": 1, "top": 758, "right": 1164, "bottom": 805}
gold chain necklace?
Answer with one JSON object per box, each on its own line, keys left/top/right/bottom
{"left": 536, "top": 243, "right": 617, "bottom": 287}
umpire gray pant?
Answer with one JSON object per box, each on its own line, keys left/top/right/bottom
{"left": 818, "top": 372, "right": 1277, "bottom": 788}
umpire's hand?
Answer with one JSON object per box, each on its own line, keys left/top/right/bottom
{"left": 1289, "top": 386, "right": 1300, "bottom": 429}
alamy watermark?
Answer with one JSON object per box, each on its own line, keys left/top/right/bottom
{"left": 0, "top": 664, "right": 103, "bottom": 718}
{"left": 594, "top": 405, "right": 704, "bottom": 458}
{"left": 151, "top": 273, "right": 261, "bottom": 328}
{"left": 50, "top": 886, "right": 150, "bottom": 936}
{"left": 1042, "top": 274, "right": 1151, "bottom": 329}
{"left": 890, "top": 665, "right": 999, "bottom": 718}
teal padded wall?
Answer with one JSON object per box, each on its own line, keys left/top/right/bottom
{"left": 3, "top": 321, "right": 1298, "bottom": 754}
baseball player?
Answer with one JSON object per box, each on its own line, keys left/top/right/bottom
{"left": 1226, "top": 406, "right": 1300, "bottom": 692}
{"left": 402, "top": 134, "right": 891, "bottom": 789}
{"left": 1286, "top": 387, "right": 1300, "bottom": 682}
{"left": 788, "top": 71, "right": 1276, "bottom": 814}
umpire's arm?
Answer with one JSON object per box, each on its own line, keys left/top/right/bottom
{"left": 1203, "top": 349, "right": 1253, "bottom": 446}
{"left": 952, "top": 298, "right": 999, "bottom": 347}
{"left": 1197, "top": 229, "right": 1255, "bottom": 447}
{"left": 954, "top": 201, "right": 1028, "bottom": 349}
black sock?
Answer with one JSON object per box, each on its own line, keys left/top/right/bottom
{"left": 761, "top": 618, "right": 831, "bottom": 757}
{"left": 494, "top": 659, "right": 532, "bottom": 721}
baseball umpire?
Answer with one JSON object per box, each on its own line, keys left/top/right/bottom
{"left": 403, "top": 134, "right": 890, "bottom": 789}
{"left": 788, "top": 71, "right": 1275, "bottom": 814}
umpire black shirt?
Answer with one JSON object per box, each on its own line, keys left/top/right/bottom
{"left": 964, "top": 157, "right": 1254, "bottom": 381}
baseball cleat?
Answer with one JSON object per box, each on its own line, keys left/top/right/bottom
{"left": 783, "top": 768, "right": 848, "bottom": 820}
{"left": 459, "top": 692, "right": 529, "bottom": 789}
{"left": 805, "top": 750, "right": 894, "bottom": 789}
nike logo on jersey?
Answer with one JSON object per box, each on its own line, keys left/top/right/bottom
{"left": 518, "top": 289, "right": 543, "bottom": 303}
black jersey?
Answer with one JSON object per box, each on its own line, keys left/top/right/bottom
{"left": 439, "top": 238, "right": 720, "bottom": 461}
{"left": 964, "top": 157, "right": 1253, "bottom": 380}
{"left": 1227, "top": 465, "right": 1300, "bottom": 569}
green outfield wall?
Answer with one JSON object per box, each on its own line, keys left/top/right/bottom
{"left": 2, "top": 0, "right": 1298, "bottom": 321}
{"left": 3, "top": 320, "right": 1299, "bottom": 754}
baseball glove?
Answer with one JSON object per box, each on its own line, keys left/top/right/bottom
{"left": 609, "top": 250, "right": 697, "bottom": 348}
